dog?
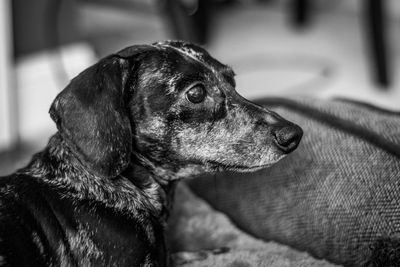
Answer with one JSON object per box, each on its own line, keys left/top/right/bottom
{"left": 0, "top": 41, "right": 302, "bottom": 266}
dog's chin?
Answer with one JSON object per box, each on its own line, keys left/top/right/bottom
{"left": 216, "top": 163, "right": 273, "bottom": 173}
{"left": 166, "top": 154, "right": 287, "bottom": 179}
{"left": 206, "top": 156, "right": 286, "bottom": 174}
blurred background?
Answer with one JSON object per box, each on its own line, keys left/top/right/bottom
{"left": 1, "top": 0, "right": 400, "bottom": 174}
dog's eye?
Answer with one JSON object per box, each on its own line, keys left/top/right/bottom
{"left": 186, "top": 84, "right": 207, "bottom": 104}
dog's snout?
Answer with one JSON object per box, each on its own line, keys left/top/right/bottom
{"left": 272, "top": 124, "right": 303, "bottom": 153}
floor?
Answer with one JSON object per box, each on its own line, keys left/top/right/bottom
{"left": 2, "top": 0, "right": 400, "bottom": 175}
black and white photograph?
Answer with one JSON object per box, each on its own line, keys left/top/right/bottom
{"left": 1, "top": 0, "right": 400, "bottom": 266}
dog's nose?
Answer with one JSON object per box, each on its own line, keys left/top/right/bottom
{"left": 272, "top": 124, "right": 303, "bottom": 153}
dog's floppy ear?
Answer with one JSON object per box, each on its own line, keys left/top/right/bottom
{"left": 49, "top": 45, "right": 155, "bottom": 179}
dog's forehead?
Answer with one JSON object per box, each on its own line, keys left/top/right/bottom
{"left": 153, "top": 41, "right": 232, "bottom": 74}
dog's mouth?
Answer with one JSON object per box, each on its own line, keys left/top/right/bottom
{"left": 207, "top": 161, "right": 274, "bottom": 173}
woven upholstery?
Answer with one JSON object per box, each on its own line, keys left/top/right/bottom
{"left": 187, "top": 97, "right": 400, "bottom": 266}
{"left": 167, "top": 184, "right": 336, "bottom": 266}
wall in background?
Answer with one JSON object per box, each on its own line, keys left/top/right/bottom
{"left": 16, "top": 43, "right": 96, "bottom": 148}
{"left": 0, "top": 0, "right": 17, "bottom": 151}
{"left": 12, "top": 0, "right": 80, "bottom": 58}
{"left": 2, "top": 0, "right": 86, "bottom": 150}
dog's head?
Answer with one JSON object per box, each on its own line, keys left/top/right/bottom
{"left": 50, "top": 41, "right": 302, "bottom": 180}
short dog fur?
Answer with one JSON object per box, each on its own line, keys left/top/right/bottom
{"left": 0, "top": 41, "right": 302, "bottom": 266}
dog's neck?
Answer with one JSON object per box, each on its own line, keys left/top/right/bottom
{"left": 120, "top": 163, "right": 178, "bottom": 221}
{"left": 21, "top": 133, "right": 177, "bottom": 223}
{"left": 132, "top": 151, "right": 207, "bottom": 181}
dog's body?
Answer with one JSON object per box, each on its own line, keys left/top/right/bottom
{"left": 0, "top": 133, "right": 169, "bottom": 266}
{"left": 0, "top": 41, "right": 302, "bottom": 266}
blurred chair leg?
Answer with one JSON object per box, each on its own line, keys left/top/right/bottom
{"left": 365, "top": 0, "right": 389, "bottom": 87}
{"left": 291, "top": 0, "right": 310, "bottom": 27}
{"left": 162, "top": 0, "right": 210, "bottom": 44}
{"left": 193, "top": 0, "right": 211, "bottom": 44}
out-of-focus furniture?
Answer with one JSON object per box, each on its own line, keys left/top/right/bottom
{"left": 364, "top": 0, "right": 388, "bottom": 87}
{"left": 162, "top": 0, "right": 211, "bottom": 44}
{"left": 80, "top": 0, "right": 211, "bottom": 46}
{"left": 291, "top": 0, "right": 389, "bottom": 87}
{"left": 291, "top": 0, "right": 310, "bottom": 27}
{"left": 12, "top": 0, "right": 80, "bottom": 57}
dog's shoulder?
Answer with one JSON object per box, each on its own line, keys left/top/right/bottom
{"left": 0, "top": 134, "right": 78, "bottom": 266}
{"left": 0, "top": 172, "right": 58, "bottom": 266}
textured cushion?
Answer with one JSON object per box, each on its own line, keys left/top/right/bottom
{"left": 167, "top": 183, "right": 335, "bottom": 266}
{"left": 187, "top": 97, "right": 400, "bottom": 266}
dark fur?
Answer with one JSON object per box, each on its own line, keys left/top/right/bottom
{"left": 365, "top": 238, "right": 400, "bottom": 267}
{"left": 0, "top": 41, "right": 302, "bottom": 266}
